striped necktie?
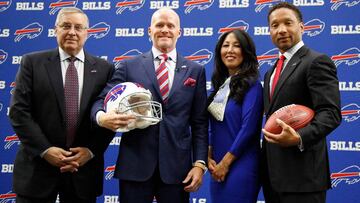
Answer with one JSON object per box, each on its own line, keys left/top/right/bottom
{"left": 156, "top": 54, "right": 169, "bottom": 102}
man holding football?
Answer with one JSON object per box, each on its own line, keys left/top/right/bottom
{"left": 261, "top": 2, "right": 342, "bottom": 203}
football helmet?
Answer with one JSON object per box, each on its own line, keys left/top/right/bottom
{"left": 104, "top": 82, "right": 162, "bottom": 132}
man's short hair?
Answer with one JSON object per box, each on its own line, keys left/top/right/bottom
{"left": 55, "top": 7, "right": 89, "bottom": 28}
{"left": 267, "top": 2, "right": 303, "bottom": 23}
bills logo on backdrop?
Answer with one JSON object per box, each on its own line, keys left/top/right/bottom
{"left": 303, "top": 19, "right": 325, "bottom": 37}
{"left": 0, "top": 103, "right": 3, "bottom": 112}
{"left": 257, "top": 48, "right": 278, "bottom": 67}
{"left": 115, "top": 0, "right": 144, "bottom": 14}
{"left": 254, "top": 0, "right": 283, "bottom": 12}
{"left": 184, "top": 49, "right": 213, "bottom": 65}
{"left": 0, "top": 49, "right": 8, "bottom": 64}
{"left": 331, "top": 165, "right": 360, "bottom": 187}
{"left": 218, "top": 20, "right": 249, "bottom": 37}
{"left": 331, "top": 47, "right": 360, "bottom": 67}
{"left": 104, "top": 165, "right": 115, "bottom": 180}
{"left": 14, "top": 22, "right": 43, "bottom": 42}
{"left": 341, "top": 103, "right": 360, "bottom": 122}
{"left": 331, "top": 0, "right": 360, "bottom": 11}
{"left": 0, "top": 191, "right": 16, "bottom": 202}
{"left": 113, "top": 49, "right": 142, "bottom": 68}
{"left": 0, "top": 0, "right": 11, "bottom": 12}
{"left": 49, "top": 0, "right": 78, "bottom": 15}
{"left": 4, "top": 134, "right": 19, "bottom": 150}
{"left": 88, "top": 22, "right": 110, "bottom": 39}
{"left": 10, "top": 81, "right": 15, "bottom": 95}
{"left": 184, "top": 0, "right": 213, "bottom": 14}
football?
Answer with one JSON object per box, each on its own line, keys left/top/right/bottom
{"left": 264, "top": 104, "right": 315, "bottom": 134}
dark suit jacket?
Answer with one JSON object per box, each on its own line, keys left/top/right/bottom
{"left": 262, "top": 46, "right": 341, "bottom": 192}
{"left": 9, "top": 48, "right": 115, "bottom": 199}
{"left": 91, "top": 51, "right": 208, "bottom": 184}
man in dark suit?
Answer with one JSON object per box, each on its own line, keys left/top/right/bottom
{"left": 91, "top": 7, "right": 208, "bottom": 203}
{"left": 9, "top": 7, "right": 114, "bottom": 203}
{"left": 261, "top": 2, "right": 341, "bottom": 203}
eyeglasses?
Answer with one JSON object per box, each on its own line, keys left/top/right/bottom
{"left": 58, "top": 23, "right": 88, "bottom": 32}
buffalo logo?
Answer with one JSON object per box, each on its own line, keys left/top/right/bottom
{"left": 103, "top": 84, "right": 127, "bottom": 110}
{"left": 4, "top": 134, "right": 20, "bottom": 150}
{"left": 10, "top": 81, "right": 15, "bottom": 95}
{"left": 0, "top": 49, "right": 8, "bottom": 64}
{"left": 0, "top": 0, "right": 11, "bottom": 12}
{"left": 254, "top": 0, "right": 283, "bottom": 12}
{"left": 49, "top": 0, "right": 78, "bottom": 15}
{"left": 218, "top": 20, "right": 249, "bottom": 37}
{"left": 115, "top": 0, "right": 144, "bottom": 14}
{"left": 104, "top": 165, "right": 115, "bottom": 180}
{"left": 88, "top": 22, "right": 110, "bottom": 39}
{"left": 303, "top": 19, "right": 325, "bottom": 37}
{"left": 331, "top": 0, "right": 360, "bottom": 11}
{"left": 113, "top": 49, "right": 142, "bottom": 69}
{"left": 257, "top": 48, "right": 278, "bottom": 68}
{"left": 341, "top": 103, "right": 360, "bottom": 122}
{"left": 185, "top": 49, "right": 213, "bottom": 66}
{"left": 14, "top": 22, "right": 43, "bottom": 42}
{"left": 331, "top": 165, "right": 360, "bottom": 187}
{"left": 184, "top": 0, "right": 213, "bottom": 14}
{"left": 331, "top": 47, "right": 360, "bottom": 67}
{"left": 0, "top": 191, "right": 16, "bottom": 203}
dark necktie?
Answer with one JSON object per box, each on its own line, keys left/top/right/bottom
{"left": 156, "top": 54, "right": 169, "bottom": 102}
{"left": 64, "top": 57, "right": 79, "bottom": 147}
{"left": 270, "top": 55, "right": 286, "bottom": 99}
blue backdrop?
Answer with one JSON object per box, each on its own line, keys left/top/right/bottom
{"left": 0, "top": 0, "right": 359, "bottom": 202}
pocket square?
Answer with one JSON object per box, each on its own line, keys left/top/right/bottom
{"left": 184, "top": 77, "right": 196, "bottom": 87}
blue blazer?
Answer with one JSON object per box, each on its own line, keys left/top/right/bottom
{"left": 92, "top": 51, "right": 208, "bottom": 184}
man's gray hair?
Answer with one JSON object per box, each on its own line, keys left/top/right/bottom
{"left": 55, "top": 7, "right": 89, "bottom": 28}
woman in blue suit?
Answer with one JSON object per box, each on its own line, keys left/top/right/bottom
{"left": 207, "top": 30, "right": 263, "bottom": 203}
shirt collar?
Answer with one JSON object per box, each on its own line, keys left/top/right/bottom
{"left": 152, "top": 47, "right": 177, "bottom": 62}
{"left": 280, "top": 40, "right": 304, "bottom": 60}
{"left": 59, "top": 47, "right": 85, "bottom": 63}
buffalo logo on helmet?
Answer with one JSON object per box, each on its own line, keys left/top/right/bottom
{"left": 341, "top": 103, "right": 360, "bottom": 122}
{"left": 331, "top": 0, "right": 360, "bottom": 11}
{"left": 331, "top": 47, "right": 360, "bottom": 67}
{"left": 331, "top": 165, "right": 360, "bottom": 187}
{"left": 49, "top": 0, "right": 78, "bottom": 15}
{"left": 184, "top": 0, "right": 213, "bottom": 14}
{"left": 254, "top": 0, "right": 283, "bottom": 12}
{"left": 104, "top": 82, "right": 162, "bottom": 132}
{"left": 14, "top": 22, "right": 43, "bottom": 42}
{"left": 185, "top": 49, "right": 213, "bottom": 66}
{"left": 88, "top": 22, "right": 110, "bottom": 39}
{"left": 304, "top": 19, "right": 325, "bottom": 37}
{"left": 115, "top": 0, "right": 144, "bottom": 14}
{"left": 0, "top": 0, "right": 11, "bottom": 12}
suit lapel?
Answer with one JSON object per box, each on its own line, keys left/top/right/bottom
{"left": 78, "top": 53, "right": 97, "bottom": 126}
{"left": 168, "top": 54, "right": 190, "bottom": 99}
{"left": 45, "top": 49, "right": 66, "bottom": 120}
{"left": 140, "top": 52, "right": 162, "bottom": 99}
{"left": 268, "top": 46, "right": 308, "bottom": 113}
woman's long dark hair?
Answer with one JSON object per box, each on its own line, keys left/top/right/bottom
{"left": 208, "top": 29, "right": 259, "bottom": 105}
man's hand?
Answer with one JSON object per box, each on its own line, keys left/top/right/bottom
{"left": 263, "top": 118, "right": 301, "bottom": 147}
{"left": 60, "top": 147, "right": 92, "bottom": 173}
{"left": 182, "top": 167, "right": 204, "bottom": 192}
{"left": 43, "top": 147, "right": 72, "bottom": 167}
{"left": 98, "top": 110, "right": 136, "bottom": 132}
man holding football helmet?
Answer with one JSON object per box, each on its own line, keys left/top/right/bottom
{"left": 91, "top": 7, "right": 208, "bottom": 203}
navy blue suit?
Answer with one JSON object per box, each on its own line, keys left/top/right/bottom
{"left": 91, "top": 51, "right": 208, "bottom": 196}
